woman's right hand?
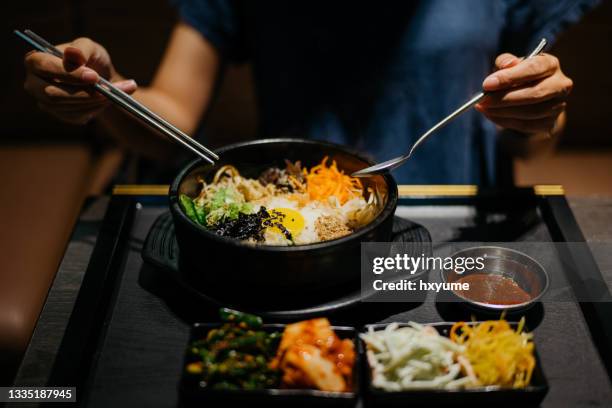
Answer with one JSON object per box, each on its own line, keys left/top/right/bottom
{"left": 24, "top": 37, "right": 137, "bottom": 125}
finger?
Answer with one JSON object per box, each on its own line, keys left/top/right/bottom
{"left": 42, "top": 79, "right": 136, "bottom": 105}
{"left": 60, "top": 37, "right": 113, "bottom": 79}
{"left": 483, "top": 115, "right": 558, "bottom": 134}
{"left": 25, "top": 74, "right": 104, "bottom": 103}
{"left": 113, "top": 79, "right": 138, "bottom": 94}
{"left": 63, "top": 46, "right": 87, "bottom": 71}
{"left": 25, "top": 74, "right": 87, "bottom": 102}
{"left": 43, "top": 79, "right": 136, "bottom": 101}
{"left": 25, "top": 51, "right": 100, "bottom": 85}
{"left": 476, "top": 99, "right": 566, "bottom": 120}
{"left": 45, "top": 78, "right": 135, "bottom": 97}
{"left": 495, "top": 53, "right": 520, "bottom": 70}
{"left": 44, "top": 82, "right": 102, "bottom": 101}
{"left": 479, "top": 73, "right": 573, "bottom": 108}
{"left": 483, "top": 54, "right": 559, "bottom": 91}
{"left": 26, "top": 74, "right": 137, "bottom": 107}
{"left": 57, "top": 37, "right": 98, "bottom": 67}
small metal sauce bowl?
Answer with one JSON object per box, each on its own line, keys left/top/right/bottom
{"left": 441, "top": 246, "right": 550, "bottom": 312}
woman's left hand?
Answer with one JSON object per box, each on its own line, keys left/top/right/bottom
{"left": 476, "top": 52, "right": 573, "bottom": 135}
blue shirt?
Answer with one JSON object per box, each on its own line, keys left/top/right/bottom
{"left": 175, "top": 0, "right": 597, "bottom": 184}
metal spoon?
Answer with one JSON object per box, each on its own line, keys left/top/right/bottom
{"left": 352, "top": 38, "right": 548, "bottom": 177}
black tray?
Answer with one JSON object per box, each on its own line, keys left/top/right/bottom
{"left": 141, "top": 212, "right": 432, "bottom": 319}
{"left": 180, "top": 323, "right": 359, "bottom": 407}
{"left": 361, "top": 322, "right": 548, "bottom": 407}
{"left": 43, "top": 188, "right": 612, "bottom": 407}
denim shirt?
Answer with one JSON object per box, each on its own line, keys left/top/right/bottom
{"left": 175, "top": 0, "right": 597, "bottom": 184}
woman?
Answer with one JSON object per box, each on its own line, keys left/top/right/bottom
{"left": 23, "top": 0, "right": 596, "bottom": 184}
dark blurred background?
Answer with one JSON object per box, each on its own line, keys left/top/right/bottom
{"left": 1, "top": 0, "right": 611, "bottom": 384}
{"left": 2, "top": 1, "right": 612, "bottom": 194}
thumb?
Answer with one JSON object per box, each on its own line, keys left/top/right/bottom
{"left": 113, "top": 79, "right": 138, "bottom": 94}
{"left": 494, "top": 53, "right": 520, "bottom": 70}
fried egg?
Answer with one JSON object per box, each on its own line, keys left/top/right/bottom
{"left": 294, "top": 203, "right": 328, "bottom": 244}
{"left": 269, "top": 208, "right": 305, "bottom": 237}
{"left": 257, "top": 195, "right": 362, "bottom": 245}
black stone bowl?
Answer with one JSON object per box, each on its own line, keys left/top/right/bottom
{"left": 169, "top": 138, "right": 398, "bottom": 303}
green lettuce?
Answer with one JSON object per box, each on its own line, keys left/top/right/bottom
{"left": 187, "top": 187, "right": 253, "bottom": 227}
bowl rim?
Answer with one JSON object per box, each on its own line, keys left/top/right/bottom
{"left": 440, "top": 246, "right": 550, "bottom": 311}
{"left": 169, "top": 138, "right": 398, "bottom": 253}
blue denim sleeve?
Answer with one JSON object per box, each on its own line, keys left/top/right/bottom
{"left": 501, "top": 0, "right": 601, "bottom": 53}
{"left": 171, "top": 0, "right": 246, "bottom": 62}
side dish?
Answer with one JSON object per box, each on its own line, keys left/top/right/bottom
{"left": 185, "top": 309, "right": 281, "bottom": 390}
{"left": 361, "top": 322, "right": 473, "bottom": 391}
{"left": 271, "top": 318, "right": 355, "bottom": 392}
{"left": 179, "top": 157, "right": 383, "bottom": 245}
{"left": 450, "top": 319, "right": 535, "bottom": 388}
{"left": 361, "top": 318, "right": 535, "bottom": 391}
{"left": 185, "top": 309, "right": 356, "bottom": 392}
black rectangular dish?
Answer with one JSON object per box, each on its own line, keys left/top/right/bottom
{"left": 361, "top": 322, "right": 548, "bottom": 407}
{"left": 179, "top": 323, "right": 360, "bottom": 407}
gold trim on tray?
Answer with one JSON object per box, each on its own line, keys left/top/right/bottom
{"left": 112, "top": 184, "right": 170, "bottom": 196}
{"left": 398, "top": 184, "right": 565, "bottom": 197}
{"left": 397, "top": 185, "right": 479, "bottom": 197}
{"left": 533, "top": 185, "right": 565, "bottom": 196}
{"left": 112, "top": 184, "right": 564, "bottom": 197}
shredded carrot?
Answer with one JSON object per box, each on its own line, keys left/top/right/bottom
{"left": 303, "top": 157, "right": 363, "bottom": 205}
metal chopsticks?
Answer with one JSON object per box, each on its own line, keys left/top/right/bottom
{"left": 14, "top": 29, "right": 219, "bottom": 165}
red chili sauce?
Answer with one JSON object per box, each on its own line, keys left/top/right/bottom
{"left": 454, "top": 274, "right": 532, "bottom": 305}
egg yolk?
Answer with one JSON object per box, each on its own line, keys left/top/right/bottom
{"left": 269, "top": 208, "right": 304, "bottom": 237}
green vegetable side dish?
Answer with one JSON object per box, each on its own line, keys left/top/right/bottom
{"left": 220, "top": 307, "right": 263, "bottom": 328}
{"left": 180, "top": 187, "right": 254, "bottom": 228}
{"left": 185, "top": 309, "right": 281, "bottom": 390}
